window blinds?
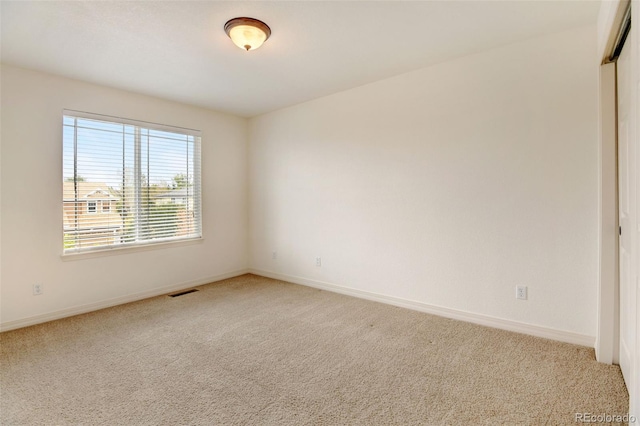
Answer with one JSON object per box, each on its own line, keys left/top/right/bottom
{"left": 63, "top": 110, "right": 201, "bottom": 253}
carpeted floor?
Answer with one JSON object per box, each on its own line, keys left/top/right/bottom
{"left": 0, "top": 274, "right": 629, "bottom": 425}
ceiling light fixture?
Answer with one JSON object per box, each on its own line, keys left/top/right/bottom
{"left": 224, "top": 17, "right": 271, "bottom": 52}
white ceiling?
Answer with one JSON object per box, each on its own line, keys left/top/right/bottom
{"left": 1, "top": 1, "right": 600, "bottom": 117}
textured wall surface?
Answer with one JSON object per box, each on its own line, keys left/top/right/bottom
{"left": 249, "top": 26, "right": 599, "bottom": 336}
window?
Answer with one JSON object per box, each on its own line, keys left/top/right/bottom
{"left": 63, "top": 110, "right": 201, "bottom": 254}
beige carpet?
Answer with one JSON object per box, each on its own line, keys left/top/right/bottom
{"left": 0, "top": 274, "right": 628, "bottom": 425}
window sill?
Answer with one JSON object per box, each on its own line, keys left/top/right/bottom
{"left": 61, "top": 237, "right": 204, "bottom": 261}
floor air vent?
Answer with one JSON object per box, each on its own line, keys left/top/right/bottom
{"left": 169, "top": 289, "right": 199, "bottom": 298}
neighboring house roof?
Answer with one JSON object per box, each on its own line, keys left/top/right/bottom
{"left": 63, "top": 182, "right": 117, "bottom": 200}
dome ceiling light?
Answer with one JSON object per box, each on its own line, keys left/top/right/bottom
{"left": 224, "top": 17, "right": 271, "bottom": 52}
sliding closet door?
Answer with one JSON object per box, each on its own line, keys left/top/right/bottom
{"left": 617, "top": 15, "right": 636, "bottom": 395}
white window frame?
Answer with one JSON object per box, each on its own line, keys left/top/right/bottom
{"left": 63, "top": 110, "right": 202, "bottom": 255}
{"left": 87, "top": 200, "right": 97, "bottom": 214}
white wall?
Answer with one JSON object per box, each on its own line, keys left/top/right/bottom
{"left": 249, "top": 26, "right": 599, "bottom": 338}
{"left": 0, "top": 65, "right": 248, "bottom": 328}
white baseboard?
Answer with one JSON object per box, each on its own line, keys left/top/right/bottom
{"left": 249, "top": 268, "right": 595, "bottom": 348}
{"left": 3, "top": 268, "right": 596, "bottom": 348}
{"left": 0, "top": 269, "right": 250, "bottom": 332}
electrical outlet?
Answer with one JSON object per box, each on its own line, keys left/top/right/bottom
{"left": 516, "top": 285, "right": 527, "bottom": 300}
{"left": 316, "top": 257, "right": 322, "bottom": 267}
{"left": 33, "top": 283, "right": 43, "bottom": 296}
{"left": 272, "top": 251, "right": 277, "bottom": 260}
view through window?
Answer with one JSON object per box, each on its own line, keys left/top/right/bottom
{"left": 63, "top": 111, "right": 201, "bottom": 253}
